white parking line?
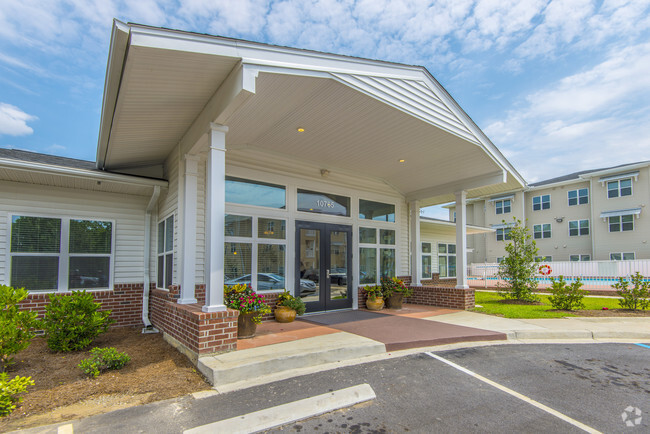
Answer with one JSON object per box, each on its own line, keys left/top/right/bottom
{"left": 184, "top": 383, "right": 376, "bottom": 434}
{"left": 425, "top": 352, "right": 602, "bottom": 434}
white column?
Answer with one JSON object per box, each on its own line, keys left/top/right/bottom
{"left": 409, "top": 200, "right": 421, "bottom": 286}
{"left": 178, "top": 155, "right": 200, "bottom": 304}
{"left": 203, "top": 124, "right": 229, "bottom": 312}
{"left": 455, "top": 190, "right": 469, "bottom": 289}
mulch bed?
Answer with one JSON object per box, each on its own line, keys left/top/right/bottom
{"left": 0, "top": 327, "right": 211, "bottom": 431}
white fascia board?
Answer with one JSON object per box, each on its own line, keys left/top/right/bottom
{"left": 420, "top": 217, "right": 494, "bottom": 233}
{"left": 579, "top": 162, "right": 650, "bottom": 179}
{"left": 127, "top": 24, "right": 424, "bottom": 80}
{"left": 96, "top": 19, "right": 130, "bottom": 170}
{"left": 0, "top": 158, "right": 169, "bottom": 189}
{"left": 526, "top": 178, "right": 588, "bottom": 190}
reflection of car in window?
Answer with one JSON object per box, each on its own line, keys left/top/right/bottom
{"left": 330, "top": 267, "right": 347, "bottom": 285}
{"left": 224, "top": 273, "right": 317, "bottom": 296}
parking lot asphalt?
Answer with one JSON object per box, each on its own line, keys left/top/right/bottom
{"left": 21, "top": 343, "right": 650, "bottom": 433}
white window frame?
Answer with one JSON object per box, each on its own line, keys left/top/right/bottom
{"left": 496, "top": 228, "right": 511, "bottom": 241}
{"left": 607, "top": 178, "right": 633, "bottom": 199}
{"left": 608, "top": 215, "right": 634, "bottom": 232}
{"left": 532, "top": 194, "right": 550, "bottom": 211}
{"left": 569, "top": 219, "right": 589, "bottom": 237}
{"left": 224, "top": 213, "right": 288, "bottom": 293}
{"left": 157, "top": 214, "right": 174, "bottom": 290}
{"left": 569, "top": 254, "right": 591, "bottom": 261}
{"left": 610, "top": 252, "right": 635, "bottom": 261}
{"left": 359, "top": 226, "right": 396, "bottom": 285}
{"left": 421, "top": 242, "right": 433, "bottom": 279}
{"left": 437, "top": 243, "right": 456, "bottom": 278}
{"left": 568, "top": 188, "right": 589, "bottom": 206}
{"left": 495, "top": 199, "right": 511, "bottom": 215}
{"left": 533, "top": 223, "right": 552, "bottom": 239}
{"left": 9, "top": 213, "right": 115, "bottom": 292}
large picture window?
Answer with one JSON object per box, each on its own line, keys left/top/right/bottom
{"left": 359, "top": 199, "right": 395, "bottom": 222}
{"left": 11, "top": 215, "right": 113, "bottom": 292}
{"left": 359, "top": 227, "right": 395, "bottom": 284}
{"left": 224, "top": 214, "right": 287, "bottom": 291}
{"left": 225, "top": 176, "right": 286, "bottom": 208}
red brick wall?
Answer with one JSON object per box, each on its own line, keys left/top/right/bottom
{"left": 149, "top": 288, "right": 239, "bottom": 355}
{"left": 18, "top": 283, "right": 145, "bottom": 327}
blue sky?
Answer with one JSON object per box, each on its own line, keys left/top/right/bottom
{"left": 1, "top": 0, "right": 649, "bottom": 219}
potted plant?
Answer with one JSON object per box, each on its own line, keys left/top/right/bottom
{"left": 381, "top": 277, "right": 413, "bottom": 309}
{"left": 274, "top": 290, "right": 306, "bottom": 323}
{"left": 224, "top": 284, "right": 271, "bottom": 338}
{"left": 363, "top": 285, "right": 384, "bottom": 310}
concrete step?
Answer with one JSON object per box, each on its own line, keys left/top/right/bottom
{"left": 197, "top": 332, "right": 385, "bottom": 390}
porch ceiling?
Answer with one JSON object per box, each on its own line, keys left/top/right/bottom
{"left": 99, "top": 24, "right": 523, "bottom": 205}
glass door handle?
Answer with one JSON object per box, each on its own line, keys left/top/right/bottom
{"left": 326, "top": 269, "right": 330, "bottom": 279}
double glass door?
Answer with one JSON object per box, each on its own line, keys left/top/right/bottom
{"left": 295, "top": 221, "right": 352, "bottom": 312}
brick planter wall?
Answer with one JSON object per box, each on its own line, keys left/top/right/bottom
{"left": 149, "top": 288, "right": 239, "bottom": 359}
{"left": 358, "top": 278, "right": 475, "bottom": 311}
{"left": 18, "top": 283, "right": 145, "bottom": 327}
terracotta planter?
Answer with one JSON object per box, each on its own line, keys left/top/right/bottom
{"left": 386, "top": 293, "right": 404, "bottom": 310}
{"left": 237, "top": 312, "right": 258, "bottom": 339}
{"left": 366, "top": 297, "right": 384, "bottom": 311}
{"left": 274, "top": 305, "right": 297, "bottom": 323}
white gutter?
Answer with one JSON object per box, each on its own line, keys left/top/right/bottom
{"left": 142, "top": 186, "right": 161, "bottom": 331}
{"left": 0, "top": 158, "right": 168, "bottom": 188}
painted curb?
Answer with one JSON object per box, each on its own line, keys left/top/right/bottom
{"left": 184, "top": 383, "right": 376, "bottom": 434}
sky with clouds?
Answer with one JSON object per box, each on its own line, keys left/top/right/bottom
{"left": 1, "top": 0, "right": 649, "bottom": 218}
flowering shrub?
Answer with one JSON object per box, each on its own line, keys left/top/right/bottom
{"left": 224, "top": 284, "right": 271, "bottom": 324}
{"left": 381, "top": 277, "right": 413, "bottom": 298}
{"left": 363, "top": 285, "right": 383, "bottom": 301}
{"left": 276, "top": 290, "right": 306, "bottom": 316}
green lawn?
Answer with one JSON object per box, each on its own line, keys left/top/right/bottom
{"left": 473, "top": 291, "right": 621, "bottom": 319}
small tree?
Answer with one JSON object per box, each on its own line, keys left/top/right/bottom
{"left": 612, "top": 272, "right": 650, "bottom": 310}
{"left": 0, "top": 285, "right": 40, "bottom": 372}
{"left": 548, "top": 276, "right": 587, "bottom": 310}
{"left": 497, "top": 218, "right": 540, "bottom": 302}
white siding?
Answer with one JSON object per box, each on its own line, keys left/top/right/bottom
{"left": 1, "top": 180, "right": 149, "bottom": 286}
{"left": 157, "top": 150, "right": 180, "bottom": 286}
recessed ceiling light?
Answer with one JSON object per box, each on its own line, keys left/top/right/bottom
{"left": 399, "top": 159, "right": 405, "bottom": 163}
{"left": 297, "top": 127, "right": 305, "bottom": 132}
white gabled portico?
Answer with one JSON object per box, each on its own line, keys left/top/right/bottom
{"left": 96, "top": 20, "right": 525, "bottom": 322}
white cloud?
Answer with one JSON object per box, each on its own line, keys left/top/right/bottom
{"left": 0, "top": 103, "right": 37, "bottom": 136}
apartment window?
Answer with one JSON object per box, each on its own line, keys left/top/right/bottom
{"left": 438, "top": 243, "right": 456, "bottom": 278}
{"left": 569, "top": 219, "right": 589, "bottom": 236}
{"left": 610, "top": 252, "right": 635, "bottom": 261}
{"left": 496, "top": 257, "right": 504, "bottom": 264}
{"left": 157, "top": 215, "right": 174, "bottom": 289}
{"left": 533, "top": 224, "right": 551, "bottom": 239}
{"left": 421, "top": 242, "right": 432, "bottom": 279}
{"left": 495, "top": 200, "right": 511, "bottom": 215}
{"left": 568, "top": 188, "right": 588, "bottom": 206}
{"left": 532, "top": 195, "right": 550, "bottom": 211}
{"left": 11, "top": 215, "right": 113, "bottom": 292}
{"left": 496, "top": 228, "right": 511, "bottom": 241}
{"left": 359, "top": 227, "right": 396, "bottom": 284}
{"left": 224, "top": 214, "right": 287, "bottom": 291}
{"left": 535, "top": 256, "right": 552, "bottom": 262}
{"left": 608, "top": 215, "right": 634, "bottom": 232}
{"left": 569, "top": 255, "right": 590, "bottom": 261}
{"left": 607, "top": 178, "right": 632, "bottom": 198}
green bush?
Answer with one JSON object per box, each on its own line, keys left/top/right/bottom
{"left": 548, "top": 276, "right": 587, "bottom": 310}
{"left": 0, "top": 372, "right": 34, "bottom": 417}
{"left": 42, "top": 291, "right": 114, "bottom": 352}
{"left": 78, "top": 347, "right": 131, "bottom": 378}
{"left": 0, "top": 285, "right": 40, "bottom": 371}
{"left": 612, "top": 272, "right": 650, "bottom": 310}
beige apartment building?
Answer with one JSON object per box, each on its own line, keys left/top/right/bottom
{"left": 448, "top": 161, "right": 650, "bottom": 263}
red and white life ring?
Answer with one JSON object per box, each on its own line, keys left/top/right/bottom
{"left": 539, "top": 264, "right": 552, "bottom": 275}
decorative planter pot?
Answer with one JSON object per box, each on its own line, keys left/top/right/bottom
{"left": 386, "top": 293, "right": 404, "bottom": 310}
{"left": 366, "top": 297, "right": 384, "bottom": 311}
{"left": 237, "top": 312, "right": 258, "bottom": 339}
{"left": 274, "top": 306, "right": 297, "bottom": 323}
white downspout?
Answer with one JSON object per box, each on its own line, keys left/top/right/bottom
{"left": 143, "top": 185, "right": 161, "bottom": 331}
